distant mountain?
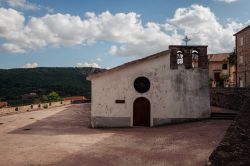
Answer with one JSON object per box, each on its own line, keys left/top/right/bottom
{"left": 0, "top": 67, "right": 105, "bottom": 106}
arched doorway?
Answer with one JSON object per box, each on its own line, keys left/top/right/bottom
{"left": 133, "top": 97, "right": 150, "bottom": 126}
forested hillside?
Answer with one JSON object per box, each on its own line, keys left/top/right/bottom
{"left": 0, "top": 67, "right": 104, "bottom": 106}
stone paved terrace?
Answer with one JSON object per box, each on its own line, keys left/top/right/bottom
{"left": 0, "top": 104, "right": 231, "bottom": 166}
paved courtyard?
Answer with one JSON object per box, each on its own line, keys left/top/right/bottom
{"left": 0, "top": 104, "right": 231, "bottom": 166}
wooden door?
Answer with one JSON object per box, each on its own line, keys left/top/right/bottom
{"left": 133, "top": 97, "right": 150, "bottom": 126}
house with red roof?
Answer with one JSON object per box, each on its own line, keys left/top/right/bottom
{"left": 208, "top": 53, "right": 236, "bottom": 87}
{"left": 0, "top": 102, "right": 8, "bottom": 108}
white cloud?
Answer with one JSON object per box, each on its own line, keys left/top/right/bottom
{"left": 76, "top": 62, "right": 100, "bottom": 68}
{"left": 22, "top": 62, "right": 38, "bottom": 68}
{"left": 96, "top": 58, "right": 102, "bottom": 62}
{"left": 165, "top": 4, "right": 244, "bottom": 53}
{"left": 214, "top": 0, "right": 239, "bottom": 3}
{"left": 0, "top": 5, "right": 247, "bottom": 56}
{"left": 0, "top": 8, "right": 25, "bottom": 37}
{"left": 109, "top": 45, "right": 118, "bottom": 55}
{"left": 3, "top": 0, "right": 53, "bottom": 12}
{"left": 0, "top": 43, "right": 26, "bottom": 53}
{"left": 7, "top": 0, "right": 39, "bottom": 10}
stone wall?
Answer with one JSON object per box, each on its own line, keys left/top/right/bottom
{"left": 209, "top": 98, "right": 250, "bottom": 165}
{"left": 210, "top": 88, "right": 250, "bottom": 110}
{"left": 0, "top": 100, "right": 71, "bottom": 116}
{"left": 235, "top": 26, "right": 250, "bottom": 87}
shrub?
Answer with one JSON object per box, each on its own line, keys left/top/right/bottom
{"left": 43, "top": 103, "right": 48, "bottom": 109}
{"left": 48, "top": 91, "right": 61, "bottom": 102}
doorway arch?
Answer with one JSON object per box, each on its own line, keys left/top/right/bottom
{"left": 133, "top": 97, "right": 150, "bottom": 126}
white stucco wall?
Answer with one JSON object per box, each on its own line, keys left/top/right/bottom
{"left": 90, "top": 52, "right": 210, "bottom": 127}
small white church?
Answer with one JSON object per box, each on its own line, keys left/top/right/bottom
{"left": 87, "top": 45, "right": 210, "bottom": 128}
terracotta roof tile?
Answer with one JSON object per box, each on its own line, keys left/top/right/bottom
{"left": 63, "top": 96, "right": 86, "bottom": 101}
{"left": 0, "top": 102, "right": 8, "bottom": 108}
{"left": 208, "top": 53, "right": 229, "bottom": 62}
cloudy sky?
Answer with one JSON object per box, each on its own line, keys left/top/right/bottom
{"left": 0, "top": 0, "right": 249, "bottom": 69}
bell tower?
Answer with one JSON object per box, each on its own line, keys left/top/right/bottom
{"left": 169, "top": 45, "right": 208, "bottom": 70}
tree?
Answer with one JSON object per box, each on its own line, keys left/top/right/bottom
{"left": 41, "top": 95, "right": 48, "bottom": 103}
{"left": 228, "top": 49, "right": 236, "bottom": 66}
{"left": 219, "top": 74, "right": 228, "bottom": 87}
{"left": 47, "top": 91, "right": 61, "bottom": 102}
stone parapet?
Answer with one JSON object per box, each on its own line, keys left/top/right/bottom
{"left": 0, "top": 100, "right": 71, "bottom": 117}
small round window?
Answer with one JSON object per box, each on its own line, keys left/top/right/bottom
{"left": 134, "top": 76, "right": 150, "bottom": 93}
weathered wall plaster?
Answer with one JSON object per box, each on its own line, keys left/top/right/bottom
{"left": 90, "top": 51, "right": 210, "bottom": 127}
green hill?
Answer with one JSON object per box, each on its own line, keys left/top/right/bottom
{"left": 0, "top": 67, "right": 104, "bottom": 106}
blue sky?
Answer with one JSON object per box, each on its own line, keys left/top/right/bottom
{"left": 0, "top": 0, "right": 249, "bottom": 69}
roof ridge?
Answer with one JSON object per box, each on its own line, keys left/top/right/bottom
{"left": 234, "top": 25, "right": 250, "bottom": 36}
{"left": 87, "top": 50, "right": 170, "bottom": 80}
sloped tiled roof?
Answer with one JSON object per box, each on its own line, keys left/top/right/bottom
{"left": 208, "top": 53, "right": 229, "bottom": 62}
{"left": 63, "top": 96, "right": 86, "bottom": 101}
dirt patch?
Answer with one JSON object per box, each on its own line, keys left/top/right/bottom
{"left": 209, "top": 99, "right": 250, "bottom": 165}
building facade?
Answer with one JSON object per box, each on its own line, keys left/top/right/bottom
{"left": 234, "top": 25, "right": 250, "bottom": 87}
{"left": 0, "top": 102, "right": 8, "bottom": 108}
{"left": 87, "top": 45, "right": 210, "bottom": 128}
{"left": 208, "top": 53, "right": 236, "bottom": 87}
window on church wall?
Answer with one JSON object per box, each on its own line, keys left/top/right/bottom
{"left": 191, "top": 50, "right": 199, "bottom": 68}
{"left": 176, "top": 50, "right": 184, "bottom": 65}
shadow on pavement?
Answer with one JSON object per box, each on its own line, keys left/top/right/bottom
{"left": 9, "top": 104, "right": 100, "bottom": 135}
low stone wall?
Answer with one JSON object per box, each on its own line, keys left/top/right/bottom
{"left": 0, "top": 100, "right": 71, "bottom": 117}
{"left": 210, "top": 88, "right": 250, "bottom": 111}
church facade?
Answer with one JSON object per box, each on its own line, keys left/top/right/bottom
{"left": 87, "top": 45, "right": 210, "bottom": 128}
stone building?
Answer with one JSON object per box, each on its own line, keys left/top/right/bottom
{"left": 87, "top": 45, "right": 210, "bottom": 128}
{"left": 208, "top": 53, "right": 236, "bottom": 87}
{"left": 234, "top": 25, "right": 250, "bottom": 87}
